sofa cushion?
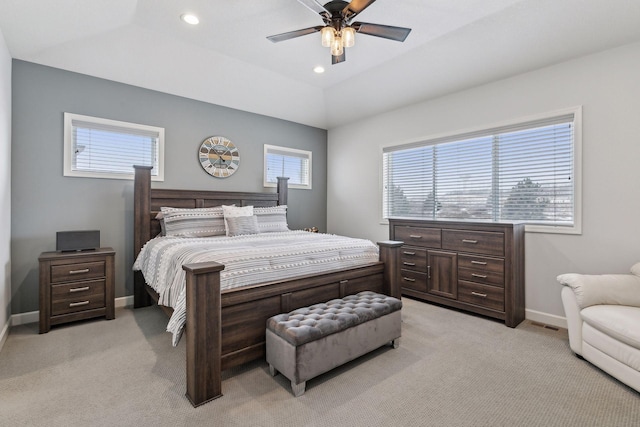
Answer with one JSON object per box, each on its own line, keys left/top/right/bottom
{"left": 557, "top": 273, "right": 640, "bottom": 309}
{"left": 581, "top": 305, "right": 640, "bottom": 352}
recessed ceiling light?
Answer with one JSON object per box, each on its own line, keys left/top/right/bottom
{"left": 181, "top": 14, "right": 199, "bottom": 25}
{"left": 313, "top": 66, "right": 325, "bottom": 74}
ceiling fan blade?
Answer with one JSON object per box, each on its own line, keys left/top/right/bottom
{"left": 343, "top": 0, "right": 377, "bottom": 21}
{"left": 352, "top": 22, "right": 411, "bottom": 42}
{"left": 297, "top": 0, "right": 330, "bottom": 18}
{"left": 332, "top": 50, "right": 346, "bottom": 65}
{"left": 267, "top": 26, "right": 324, "bottom": 43}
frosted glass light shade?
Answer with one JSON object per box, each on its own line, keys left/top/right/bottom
{"left": 321, "top": 27, "right": 335, "bottom": 47}
{"left": 331, "top": 36, "right": 343, "bottom": 56}
{"left": 342, "top": 27, "right": 355, "bottom": 47}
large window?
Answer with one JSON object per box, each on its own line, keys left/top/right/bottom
{"left": 382, "top": 108, "right": 581, "bottom": 234}
{"left": 64, "top": 113, "right": 164, "bottom": 181}
{"left": 264, "top": 144, "right": 312, "bottom": 189}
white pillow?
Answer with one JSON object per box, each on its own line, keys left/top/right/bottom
{"left": 222, "top": 205, "right": 253, "bottom": 236}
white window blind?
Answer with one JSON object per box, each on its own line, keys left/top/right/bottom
{"left": 383, "top": 110, "right": 579, "bottom": 232}
{"left": 264, "top": 144, "right": 312, "bottom": 189}
{"left": 64, "top": 113, "right": 164, "bottom": 181}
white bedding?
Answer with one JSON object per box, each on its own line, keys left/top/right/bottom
{"left": 133, "top": 230, "right": 380, "bottom": 345}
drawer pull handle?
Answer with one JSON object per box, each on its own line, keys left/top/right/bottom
{"left": 403, "top": 262, "right": 416, "bottom": 266}
{"left": 69, "top": 268, "right": 90, "bottom": 275}
{"left": 472, "top": 273, "right": 488, "bottom": 279}
{"left": 462, "top": 239, "right": 478, "bottom": 244}
{"left": 69, "top": 286, "right": 90, "bottom": 293}
{"left": 403, "top": 277, "right": 416, "bottom": 282}
{"left": 339, "top": 279, "right": 349, "bottom": 284}
{"left": 427, "top": 265, "right": 431, "bottom": 279}
{"left": 471, "top": 260, "right": 487, "bottom": 265}
{"left": 69, "top": 301, "right": 90, "bottom": 307}
{"left": 409, "top": 235, "right": 422, "bottom": 239}
{"left": 471, "top": 292, "right": 487, "bottom": 298}
{"left": 403, "top": 251, "right": 416, "bottom": 256}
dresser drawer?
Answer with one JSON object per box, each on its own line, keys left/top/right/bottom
{"left": 457, "top": 254, "right": 504, "bottom": 274}
{"left": 400, "top": 269, "right": 428, "bottom": 293}
{"left": 51, "top": 261, "right": 105, "bottom": 284}
{"left": 51, "top": 279, "right": 106, "bottom": 316}
{"left": 457, "top": 280, "right": 504, "bottom": 312}
{"left": 400, "top": 246, "right": 427, "bottom": 272}
{"left": 442, "top": 229, "right": 504, "bottom": 257}
{"left": 394, "top": 226, "right": 441, "bottom": 248}
{"left": 458, "top": 268, "right": 504, "bottom": 288}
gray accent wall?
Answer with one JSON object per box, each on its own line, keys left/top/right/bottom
{"left": 11, "top": 60, "right": 327, "bottom": 314}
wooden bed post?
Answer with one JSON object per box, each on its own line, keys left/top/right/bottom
{"left": 378, "top": 240, "right": 403, "bottom": 299}
{"left": 134, "top": 165, "right": 153, "bottom": 308}
{"left": 276, "top": 177, "right": 289, "bottom": 206}
{"left": 183, "top": 261, "right": 225, "bottom": 407}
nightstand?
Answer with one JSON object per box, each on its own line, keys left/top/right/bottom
{"left": 39, "top": 247, "right": 115, "bottom": 333}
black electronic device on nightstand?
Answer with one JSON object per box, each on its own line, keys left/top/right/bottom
{"left": 56, "top": 230, "right": 100, "bottom": 252}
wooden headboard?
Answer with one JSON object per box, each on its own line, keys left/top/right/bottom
{"left": 133, "top": 165, "right": 288, "bottom": 259}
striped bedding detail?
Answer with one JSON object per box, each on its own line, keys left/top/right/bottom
{"left": 132, "top": 230, "right": 380, "bottom": 345}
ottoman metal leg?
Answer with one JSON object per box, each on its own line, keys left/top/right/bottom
{"left": 291, "top": 381, "right": 306, "bottom": 397}
{"left": 391, "top": 338, "right": 400, "bottom": 349}
{"left": 269, "top": 364, "right": 278, "bottom": 377}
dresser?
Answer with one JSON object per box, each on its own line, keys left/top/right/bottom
{"left": 39, "top": 248, "right": 115, "bottom": 333}
{"left": 389, "top": 219, "right": 524, "bottom": 327}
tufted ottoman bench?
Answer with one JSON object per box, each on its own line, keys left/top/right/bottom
{"left": 266, "top": 291, "right": 402, "bottom": 396}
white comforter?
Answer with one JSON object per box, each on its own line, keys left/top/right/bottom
{"left": 133, "top": 230, "right": 380, "bottom": 345}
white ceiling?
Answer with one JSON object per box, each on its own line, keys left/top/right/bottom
{"left": 1, "top": 0, "right": 640, "bottom": 129}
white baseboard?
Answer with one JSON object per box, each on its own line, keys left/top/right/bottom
{"left": 9, "top": 295, "right": 135, "bottom": 327}
{"left": 525, "top": 308, "right": 567, "bottom": 329}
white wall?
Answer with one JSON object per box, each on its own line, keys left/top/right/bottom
{"left": 0, "top": 27, "right": 11, "bottom": 348}
{"left": 327, "top": 41, "right": 640, "bottom": 325}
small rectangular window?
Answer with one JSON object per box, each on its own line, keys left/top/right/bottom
{"left": 63, "top": 113, "right": 164, "bottom": 181}
{"left": 264, "top": 144, "right": 312, "bottom": 189}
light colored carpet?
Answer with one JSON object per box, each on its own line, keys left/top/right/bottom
{"left": 1, "top": 298, "right": 638, "bottom": 426}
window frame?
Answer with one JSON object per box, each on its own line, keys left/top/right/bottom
{"left": 263, "top": 144, "right": 312, "bottom": 190}
{"left": 63, "top": 112, "right": 165, "bottom": 181}
{"left": 380, "top": 107, "right": 582, "bottom": 234}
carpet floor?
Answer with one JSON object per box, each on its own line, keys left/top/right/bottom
{"left": 1, "top": 298, "right": 638, "bottom": 426}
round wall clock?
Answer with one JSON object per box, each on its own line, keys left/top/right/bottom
{"left": 198, "top": 136, "right": 240, "bottom": 178}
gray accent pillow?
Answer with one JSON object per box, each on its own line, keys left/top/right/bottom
{"left": 160, "top": 206, "right": 226, "bottom": 237}
{"left": 226, "top": 215, "right": 260, "bottom": 237}
{"left": 254, "top": 205, "right": 289, "bottom": 233}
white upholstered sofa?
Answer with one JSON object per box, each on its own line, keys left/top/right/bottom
{"left": 557, "top": 263, "right": 640, "bottom": 393}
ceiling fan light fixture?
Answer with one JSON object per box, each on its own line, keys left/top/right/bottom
{"left": 321, "top": 26, "right": 335, "bottom": 47}
{"left": 342, "top": 27, "right": 355, "bottom": 48}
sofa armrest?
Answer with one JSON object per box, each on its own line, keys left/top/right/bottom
{"left": 560, "top": 286, "right": 583, "bottom": 355}
{"left": 557, "top": 270, "right": 640, "bottom": 309}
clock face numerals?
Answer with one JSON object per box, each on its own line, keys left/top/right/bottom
{"left": 199, "top": 136, "right": 240, "bottom": 178}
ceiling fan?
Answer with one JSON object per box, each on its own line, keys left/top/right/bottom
{"left": 267, "top": 0, "right": 412, "bottom": 64}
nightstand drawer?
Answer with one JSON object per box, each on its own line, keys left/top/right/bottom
{"left": 51, "top": 279, "right": 106, "bottom": 316}
{"left": 51, "top": 261, "right": 105, "bottom": 284}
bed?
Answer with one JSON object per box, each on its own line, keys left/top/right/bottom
{"left": 132, "top": 165, "right": 402, "bottom": 406}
